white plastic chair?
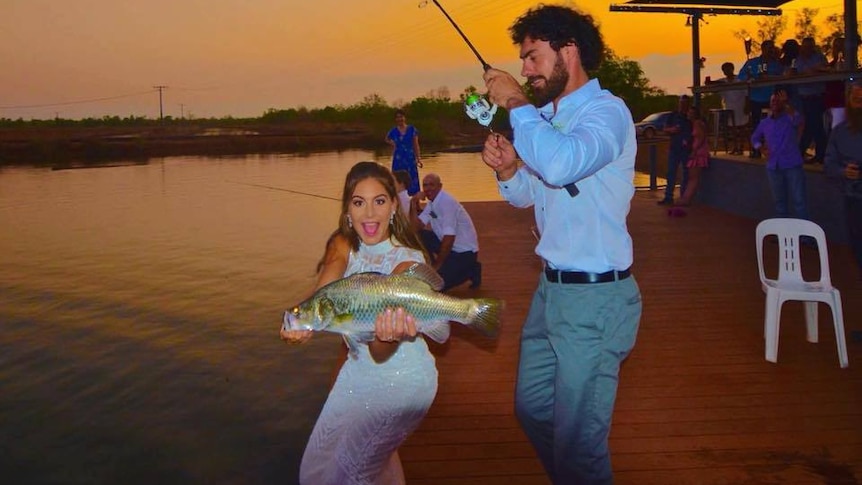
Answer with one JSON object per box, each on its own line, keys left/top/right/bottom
{"left": 755, "top": 218, "right": 849, "bottom": 368}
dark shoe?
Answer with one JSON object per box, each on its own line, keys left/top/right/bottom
{"left": 469, "top": 262, "right": 482, "bottom": 288}
{"left": 657, "top": 199, "right": 673, "bottom": 206}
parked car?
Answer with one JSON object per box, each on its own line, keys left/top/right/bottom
{"left": 635, "top": 111, "right": 673, "bottom": 139}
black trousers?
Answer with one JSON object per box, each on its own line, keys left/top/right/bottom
{"left": 420, "top": 229, "right": 478, "bottom": 291}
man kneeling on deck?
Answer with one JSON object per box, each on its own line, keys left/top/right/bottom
{"left": 409, "top": 173, "right": 482, "bottom": 291}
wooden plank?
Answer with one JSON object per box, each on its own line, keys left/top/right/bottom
{"left": 400, "top": 193, "right": 862, "bottom": 484}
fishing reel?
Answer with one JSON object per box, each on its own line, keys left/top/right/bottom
{"left": 464, "top": 92, "right": 497, "bottom": 128}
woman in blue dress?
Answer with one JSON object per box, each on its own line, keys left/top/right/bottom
{"left": 385, "top": 109, "right": 423, "bottom": 195}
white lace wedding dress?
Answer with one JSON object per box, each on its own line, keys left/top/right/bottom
{"left": 299, "top": 239, "right": 439, "bottom": 485}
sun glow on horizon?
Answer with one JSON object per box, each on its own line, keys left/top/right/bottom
{"left": 0, "top": 0, "right": 853, "bottom": 119}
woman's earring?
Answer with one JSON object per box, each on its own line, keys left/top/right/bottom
{"left": 390, "top": 211, "right": 395, "bottom": 225}
{"left": 347, "top": 215, "right": 353, "bottom": 228}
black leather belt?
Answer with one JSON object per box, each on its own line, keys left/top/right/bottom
{"left": 544, "top": 267, "right": 631, "bottom": 284}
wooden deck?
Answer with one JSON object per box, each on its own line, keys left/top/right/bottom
{"left": 400, "top": 192, "right": 862, "bottom": 485}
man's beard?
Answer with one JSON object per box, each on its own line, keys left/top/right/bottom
{"left": 847, "top": 105, "right": 862, "bottom": 132}
{"left": 530, "top": 53, "right": 569, "bottom": 107}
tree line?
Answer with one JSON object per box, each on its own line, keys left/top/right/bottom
{"left": 1, "top": 7, "right": 847, "bottom": 135}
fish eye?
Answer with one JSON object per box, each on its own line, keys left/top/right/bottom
{"left": 291, "top": 306, "right": 301, "bottom": 317}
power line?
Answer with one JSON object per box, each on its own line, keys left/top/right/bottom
{"left": 0, "top": 90, "right": 155, "bottom": 110}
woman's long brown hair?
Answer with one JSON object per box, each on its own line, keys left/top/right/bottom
{"left": 317, "top": 161, "right": 428, "bottom": 271}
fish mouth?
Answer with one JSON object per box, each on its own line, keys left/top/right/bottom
{"left": 283, "top": 310, "right": 311, "bottom": 331}
{"left": 360, "top": 222, "right": 380, "bottom": 237}
{"left": 282, "top": 310, "right": 296, "bottom": 331}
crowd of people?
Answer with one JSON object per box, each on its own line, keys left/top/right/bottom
{"left": 276, "top": 7, "right": 860, "bottom": 484}
{"left": 711, "top": 36, "right": 851, "bottom": 163}
{"left": 661, "top": 36, "right": 857, "bottom": 222}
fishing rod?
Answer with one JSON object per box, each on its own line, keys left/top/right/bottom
{"left": 419, "top": 0, "right": 497, "bottom": 129}
{"left": 422, "top": 2, "right": 578, "bottom": 197}
{"left": 420, "top": 0, "right": 490, "bottom": 71}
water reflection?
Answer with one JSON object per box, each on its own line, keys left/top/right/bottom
{"left": 0, "top": 151, "right": 655, "bottom": 484}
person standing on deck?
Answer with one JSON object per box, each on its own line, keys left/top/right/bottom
{"left": 281, "top": 162, "right": 438, "bottom": 485}
{"left": 794, "top": 37, "right": 828, "bottom": 164}
{"left": 825, "top": 80, "right": 862, "bottom": 276}
{"left": 480, "top": 5, "right": 642, "bottom": 484}
{"left": 385, "top": 109, "right": 423, "bottom": 195}
{"left": 739, "top": 39, "right": 784, "bottom": 158}
{"left": 658, "top": 94, "right": 693, "bottom": 205}
{"left": 714, "top": 61, "right": 748, "bottom": 155}
{"left": 751, "top": 92, "right": 809, "bottom": 221}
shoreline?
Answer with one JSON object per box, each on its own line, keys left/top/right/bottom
{"left": 0, "top": 121, "right": 493, "bottom": 166}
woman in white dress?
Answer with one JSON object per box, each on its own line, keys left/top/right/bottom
{"left": 281, "top": 161, "right": 439, "bottom": 485}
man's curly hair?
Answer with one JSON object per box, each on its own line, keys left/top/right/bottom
{"left": 509, "top": 4, "right": 605, "bottom": 72}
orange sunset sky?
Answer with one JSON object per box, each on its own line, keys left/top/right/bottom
{"left": 1, "top": 0, "right": 853, "bottom": 120}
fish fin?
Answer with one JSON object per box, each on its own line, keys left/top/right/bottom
{"left": 332, "top": 312, "right": 354, "bottom": 326}
{"left": 403, "top": 263, "right": 444, "bottom": 291}
{"left": 466, "top": 298, "right": 504, "bottom": 338}
{"left": 421, "top": 321, "right": 451, "bottom": 344}
{"left": 342, "top": 334, "right": 361, "bottom": 357}
{"left": 342, "top": 332, "right": 375, "bottom": 357}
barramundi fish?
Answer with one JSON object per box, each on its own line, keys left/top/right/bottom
{"left": 282, "top": 263, "right": 502, "bottom": 353}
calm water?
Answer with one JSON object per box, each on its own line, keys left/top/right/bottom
{"left": 0, "top": 151, "right": 653, "bottom": 484}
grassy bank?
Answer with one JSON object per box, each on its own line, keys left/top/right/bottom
{"left": 0, "top": 118, "right": 493, "bottom": 166}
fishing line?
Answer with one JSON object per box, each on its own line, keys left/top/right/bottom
{"left": 228, "top": 181, "right": 339, "bottom": 201}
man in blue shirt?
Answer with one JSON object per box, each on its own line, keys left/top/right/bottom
{"left": 825, "top": 81, "right": 862, "bottom": 276}
{"left": 481, "top": 5, "right": 642, "bottom": 484}
{"left": 658, "top": 95, "right": 693, "bottom": 205}
{"left": 751, "top": 92, "right": 809, "bottom": 220}
{"left": 739, "top": 40, "right": 784, "bottom": 158}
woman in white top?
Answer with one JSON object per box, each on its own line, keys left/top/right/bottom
{"left": 281, "top": 161, "right": 438, "bottom": 485}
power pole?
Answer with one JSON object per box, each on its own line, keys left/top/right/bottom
{"left": 153, "top": 85, "right": 168, "bottom": 120}
{"left": 179, "top": 103, "right": 185, "bottom": 119}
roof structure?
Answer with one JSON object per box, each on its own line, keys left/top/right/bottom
{"left": 609, "top": 0, "right": 859, "bottom": 101}
{"left": 609, "top": 0, "right": 786, "bottom": 16}
{"left": 613, "top": 0, "right": 792, "bottom": 7}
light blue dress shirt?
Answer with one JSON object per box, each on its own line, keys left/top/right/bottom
{"left": 497, "top": 78, "right": 637, "bottom": 273}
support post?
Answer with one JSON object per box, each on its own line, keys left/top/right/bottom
{"left": 691, "top": 11, "right": 702, "bottom": 107}
{"left": 845, "top": 0, "right": 858, "bottom": 69}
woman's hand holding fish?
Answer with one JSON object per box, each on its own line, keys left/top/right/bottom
{"left": 280, "top": 328, "right": 313, "bottom": 344}
{"left": 374, "top": 307, "right": 417, "bottom": 343}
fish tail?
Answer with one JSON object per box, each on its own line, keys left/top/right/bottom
{"left": 467, "top": 298, "right": 503, "bottom": 338}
